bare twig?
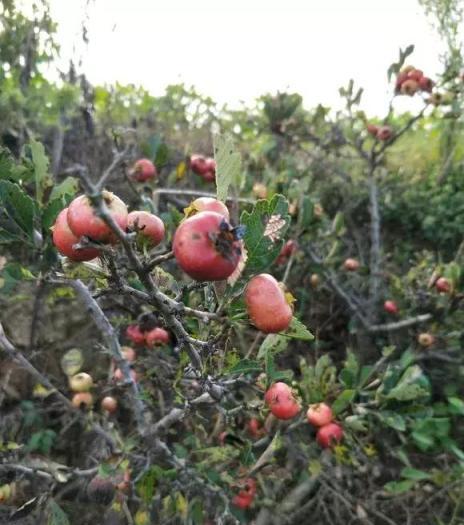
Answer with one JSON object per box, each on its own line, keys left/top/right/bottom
{"left": 368, "top": 313, "right": 432, "bottom": 333}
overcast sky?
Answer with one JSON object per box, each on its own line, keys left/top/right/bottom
{"left": 47, "top": 0, "right": 445, "bottom": 116}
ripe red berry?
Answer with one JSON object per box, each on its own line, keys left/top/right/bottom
{"left": 145, "top": 327, "right": 170, "bottom": 346}
{"left": 435, "top": 277, "right": 451, "bottom": 294}
{"left": 131, "top": 159, "right": 157, "bottom": 182}
{"left": 72, "top": 392, "right": 93, "bottom": 409}
{"left": 189, "top": 154, "right": 209, "bottom": 176}
{"left": 276, "top": 240, "right": 298, "bottom": 265}
{"left": 127, "top": 211, "right": 165, "bottom": 247}
{"left": 232, "top": 478, "right": 256, "bottom": 509}
{"left": 316, "top": 422, "right": 343, "bottom": 448}
{"left": 201, "top": 158, "right": 216, "bottom": 183}
{"left": 126, "top": 325, "right": 146, "bottom": 346}
{"left": 247, "top": 417, "right": 264, "bottom": 439}
{"left": 384, "top": 300, "right": 399, "bottom": 315}
{"left": 101, "top": 396, "right": 118, "bottom": 414}
{"left": 187, "top": 197, "right": 230, "bottom": 220}
{"left": 120, "top": 346, "right": 136, "bottom": 362}
{"left": 264, "top": 382, "right": 300, "bottom": 420}
{"left": 67, "top": 191, "right": 128, "bottom": 243}
{"left": 87, "top": 475, "right": 116, "bottom": 505}
{"left": 245, "top": 274, "right": 293, "bottom": 333}
{"left": 366, "top": 123, "right": 379, "bottom": 136}
{"left": 400, "top": 79, "right": 419, "bottom": 96}
{"left": 173, "top": 211, "right": 242, "bottom": 281}
{"left": 113, "top": 368, "right": 138, "bottom": 383}
{"left": 343, "top": 258, "right": 360, "bottom": 272}
{"left": 306, "top": 403, "right": 333, "bottom": 427}
{"left": 418, "top": 76, "right": 433, "bottom": 93}
{"left": 407, "top": 68, "right": 424, "bottom": 82}
{"left": 376, "top": 126, "right": 393, "bottom": 141}
{"left": 52, "top": 208, "right": 100, "bottom": 261}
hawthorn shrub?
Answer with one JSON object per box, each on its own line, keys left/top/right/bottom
{"left": 0, "top": 3, "right": 464, "bottom": 524}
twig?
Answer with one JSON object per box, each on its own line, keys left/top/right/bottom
{"left": 368, "top": 313, "right": 432, "bottom": 333}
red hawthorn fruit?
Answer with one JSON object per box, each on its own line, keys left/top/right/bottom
{"left": 127, "top": 211, "right": 165, "bottom": 247}
{"left": 366, "top": 123, "right": 379, "bottom": 136}
{"left": 276, "top": 240, "right": 298, "bottom": 264}
{"left": 131, "top": 158, "right": 157, "bottom": 182}
{"left": 113, "top": 368, "right": 138, "bottom": 383}
{"left": 247, "top": 417, "right": 264, "bottom": 439}
{"left": 101, "top": 396, "right": 118, "bottom": 414}
{"left": 343, "top": 258, "right": 360, "bottom": 272}
{"left": 126, "top": 325, "right": 146, "bottom": 346}
{"left": 52, "top": 208, "right": 101, "bottom": 261}
{"left": 264, "top": 382, "right": 301, "bottom": 420}
{"left": 67, "top": 191, "right": 128, "bottom": 243}
{"left": 384, "top": 300, "right": 399, "bottom": 315}
{"left": 72, "top": 392, "right": 93, "bottom": 409}
{"left": 187, "top": 197, "right": 230, "bottom": 220}
{"left": 245, "top": 274, "right": 293, "bottom": 333}
{"left": 232, "top": 478, "right": 257, "bottom": 509}
{"left": 306, "top": 403, "right": 333, "bottom": 427}
{"left": 189, "top": 154, "right": 209, "bottom": 176}
{"left": 400, "top": 79, "right": 419, "bottom": 96}
{"left": 173, "top": 211, "right": 242, "bottom": 281}
{"left": 87, "top": 475, "right": 116, "bottom": 505}
{"left": 418, "top": 76, "right": 433, "bottom": 93}
{"left": 120, "top": 346, "right": 136, "bottom": 362}
{"left": 201, "top": 158, "right": 216, "bottom": 182}
{"left": 145, "top": 327, "right": 170, "bottom": 346}
{"left": 316, "top": 422, "right": 343, "bottom": 448}
{"left": 435, "top": 277, "right": 451, "bottom": 294}
{"left": 407, "top": 68, "right": 424, "bottom": 82}
{"left": 376, "top": 126, "right": 393, "bottom": 141}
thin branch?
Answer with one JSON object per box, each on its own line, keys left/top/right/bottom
{"left": 368, "top": 313, "right": 432, "bottom": 333}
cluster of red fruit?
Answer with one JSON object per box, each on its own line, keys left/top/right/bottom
{"left": 126, "top": 324, "right": 170, "bottom": 347}
{"left": 189, "top": 154, "right": 216, "bottom": 183}
{"left": 68, "top": 371, "right": 118, "bottom": 414}
{"left": 366, "top": 123, "right": 393, "bottom": 142}
{"left": 395, "top": 66, "right": 433, "bottom": 96}
{"left": 264, "top": 383, "right": 343, "bottom": 448}
{"left": 52, "top": 190, "right": 165, "bottom": 261}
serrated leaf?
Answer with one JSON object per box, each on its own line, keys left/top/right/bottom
{"left": 30, "top": 139, "right": 50, "bottom": 205}
{"left": 448, "top": 397, "right": 464, "bottom": 415}
{"left": 214, "top": 133, "right": 242, "bottom": 202}
{"left": 42, "top": 198, "right": 67, "bottom": 232}
{"left": 332, "top": 389, "right": 356, "bottom": 415}
{"left": 257, "top": 334, "right": 289, "bottom": 360}
{"left": 240, "top": 194, "right": 290, "bottom": 273}
{"left": 228, "top": 359, "right": 262, "bottom": 374}
{"left": 284, "top": 317, "right": 314, "bottom": 340}
{"left": 49, "top": 177, "right": 78, "bottom": 201}
{"left": 386, "top": 365, "right": 430, "bottom": 401}
{"left": 0, "top": 180, "right": 36, "bottom": 240}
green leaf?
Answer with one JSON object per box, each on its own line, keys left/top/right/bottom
{"left": 284, "top": 317, "right": 314, "bottom": 341}
{"left": 384, "top": 479, "right": 416, "bottom": 494}
{"left": 0, "top": 180, "right": 36, "bottom": 240}
{"left": 400, "top": 467, "right": 431, "bottom": 481}
{"left": 386, "top": 365, "right": 430, "bottom": 401}
{"left": 47, "top": 500, "right": 70, "bottom": 525}
{"left": 411, "top": 431, "right": 435, "bottom": 451}
{"left": 448, "top": 397, "right": 464, "bottom": 415}
{"left": 228, "top": 359, "right": 262, "bottom": 374}
{"left": 257, "top": 334, "right": 289, "bottom": 360}
{"left": 29, "top": 139, "right": 50, "bottom": 205}
{"left": 332, "top": 389, "right": 356, "bottom": 415}
{"left": 155, "top": 143, "right": 169, "bottom": 167}
{"left": 378, "top": 413, "right": 406, "bottom": 432}
{"left": 49, "top": 176, "right": 78, "bottom": 201}
{"left": 241, "top": 194, "right": 290, "bottom": 273}
{"left": 214, "top": 133, "right": 242, "bottom": 202}
{"left": 42, "top": 198, "right": 67, "bottom": 232}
